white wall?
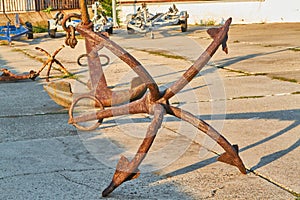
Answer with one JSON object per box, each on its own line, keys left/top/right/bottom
{"left": 119, "top": 0, "right": 300, "bottom": 24}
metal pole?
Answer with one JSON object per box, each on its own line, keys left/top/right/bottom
{"left": 112, "top": 0, "right": 118, "bottom": 27}
{"left": 80, "top": 0, "right": 90, "bottom": 25}
{"left": 2, "top": 0, "right": 11, "bottom": 23}
{"left": 2, "top": 0, "right": 4, "bottom": 12}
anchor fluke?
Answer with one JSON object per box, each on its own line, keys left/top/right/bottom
{"left": 217, "top": 144, "right": 247, "bottom": 174}
{"left": 102, "top": 155, "right": 141, "bottom": 197}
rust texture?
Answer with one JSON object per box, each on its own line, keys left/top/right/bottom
{"left": 62, "top": 4, "right": 147, "bottom": 107}
{"left": 0, "top": 68, "right": 37, "bottom": 81}
{"left": 35, "top": 45, "right": 71, "bottom": 82}
{"left": 65, "top": 0, "right": 247, "bottom": 197}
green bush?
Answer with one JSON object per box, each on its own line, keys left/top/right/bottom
{"left": 32, "top": 25, "right": 48, "bottom": 33}
{"left": 100, "top": 0, "right": 120, "bottom": 24}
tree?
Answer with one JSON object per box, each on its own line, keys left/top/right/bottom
{"left": 100, "top": 0, "right": 120, "bottom": 24}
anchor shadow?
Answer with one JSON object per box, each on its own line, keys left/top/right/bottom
{"left": 159, "top": 108, "right": 300, "bottom": 177}
{"left": 213, "top": 48, "right": 292, "bottom": 69}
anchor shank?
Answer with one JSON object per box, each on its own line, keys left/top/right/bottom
{"left": 85, "top": 36, "right": 109, "bottom": 90}
{"left": 76, "top": 25, "right": 161, "bottom": 101}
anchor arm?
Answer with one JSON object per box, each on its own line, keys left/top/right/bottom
{"left": 162, "top": 18, "right": 231, "bottom": 101}
{"left": 102, "top": 103, "right": 165, "bottom": 197}
{"left": 35, "top": 45, "right": 65, "bottom": 58}
{"left": 45, "top": 59, "right": 55, "bottom": 82}
{"left": 53, "top": 59, "right": 71, "bottom": 76}
{"left": 165, "top": 104, "right": 247, "bottom": 174}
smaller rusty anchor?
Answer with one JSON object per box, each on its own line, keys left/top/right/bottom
{"left": 1, "top": 45, "right": 71, "bottom": 83}
{"left": 0, "top": 68, "right": 37, "bottom": 81}
{"left": 35, "top": 45, "right": 71, "bottom": 82}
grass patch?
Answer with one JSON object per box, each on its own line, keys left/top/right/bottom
{"left": 32, "top": 22, "right": 48, "bottom": 33}
{"left": 199, "top": 19, "right": 217, "bottom": 26}
{"left": 12, "top": 48, "right": 44, "bottom": 63}
{"left": 271, "top": 76, "right": 298, "bottom": 83}
{"left": 291, "top": 91, "right": 300, "bottom": 95}
{"left": 76, "top": 35, "right": 85, "bottom": 40}
{"left": 60, "top": 73, "right": 77, "bottom": 79}
{"left": 0, "top": 40, "right": 10, "bottom": 45}
{"left": 43, "top": 73, "right": 77, "bottom": 80}
{"left": 263, "top": 44, "right": 274, "bottom": 47}
{"left": 140, "top": 49, "right": 187, "bottom": 60}
{"left": 217, "top": 66, "right": 267, "bottom": 76}
{"left": 253, "top": 72, "right": 268, "bottom": 76}
{"left": 232, "top": 95, "right": 264, "bottom": 100}
{"left": 233, "top": 40, "right": 240, "bottom": 43}
{"left": 33, "top": 25, "right": 48, "bottom": 33}
{"left": 289, "top": 47, "right": 300, "bottom": 52}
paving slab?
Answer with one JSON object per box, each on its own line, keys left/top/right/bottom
{"left": 188, "top": 23, "right": 300, "bottom": 83}
{"left": 0, "top": 137, "right": 190, "bottom": 200}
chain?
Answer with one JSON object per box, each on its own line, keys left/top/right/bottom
{"left": 61, "top": 13, "right": 82, "bottom": 49}
{"left": 65, "top": 25, "right": 78, "bottom": 48}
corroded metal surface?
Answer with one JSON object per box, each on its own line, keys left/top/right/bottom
{"left": 35, "top": 45, "right": 71, "bottom": 82}
{"left": 61, "top": 4, "right": 147, "bottom": 107}
{"left": 0, "top": 46, "right": 69, "bottom": 82}
{"left": 64, "top": 0, "right": 247, "bottom": 197}
{"left": 0, "top": 68, "right": 37, "bottom": 81}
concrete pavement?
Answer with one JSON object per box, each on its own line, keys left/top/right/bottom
{"left": 0, "top": 23, "right": 299, "bottom": 199}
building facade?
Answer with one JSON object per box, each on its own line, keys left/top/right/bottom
{"left": 118, "top": 0, "right": 300, "bottom": 24}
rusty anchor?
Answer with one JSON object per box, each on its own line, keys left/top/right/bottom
{"left": 34, "top": 45, "right": 71, "bottom": 82}
{"left": 64, "top": 0, "right": 247, "bottom": 197}
{"left": 0, "top": 46, "right": 70, "bottom": 82}
{"left": 44, "top": 6, "right": 147, "bottom": 108}
{"left": 0, "top": 68, "right": 37, "bottom": 81}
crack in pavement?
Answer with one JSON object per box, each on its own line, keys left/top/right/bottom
{"left": 58, "top": 172, "right": 100, "bottom": 191}
{"left": 0, "top": 110, "right": 68, "bottom": 119}
{"left": 0, "top": 168, "right": 103, "bottom": 181}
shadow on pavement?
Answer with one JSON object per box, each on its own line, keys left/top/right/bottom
{"left": 214, "top": 48, "right": 293, "bottom": 69}
{"left": 159, "top": 109, "right": 300, "bottom": 177}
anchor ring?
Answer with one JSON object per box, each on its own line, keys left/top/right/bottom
{"left": 69, "top": 94, "right": 104, "bottom": 131}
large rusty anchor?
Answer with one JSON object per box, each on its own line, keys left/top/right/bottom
{"left": 45, "top": 5, "right": 147, "bottom": 108}
{"left": 65, "top": 1, "right": 247, "bottom": 197}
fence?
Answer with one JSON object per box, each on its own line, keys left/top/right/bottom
{"left": 0, "top": 0, "right": 96, "bottom": 13}
{"left": 0, "top": 0, "right": 35, "bottom": 12}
